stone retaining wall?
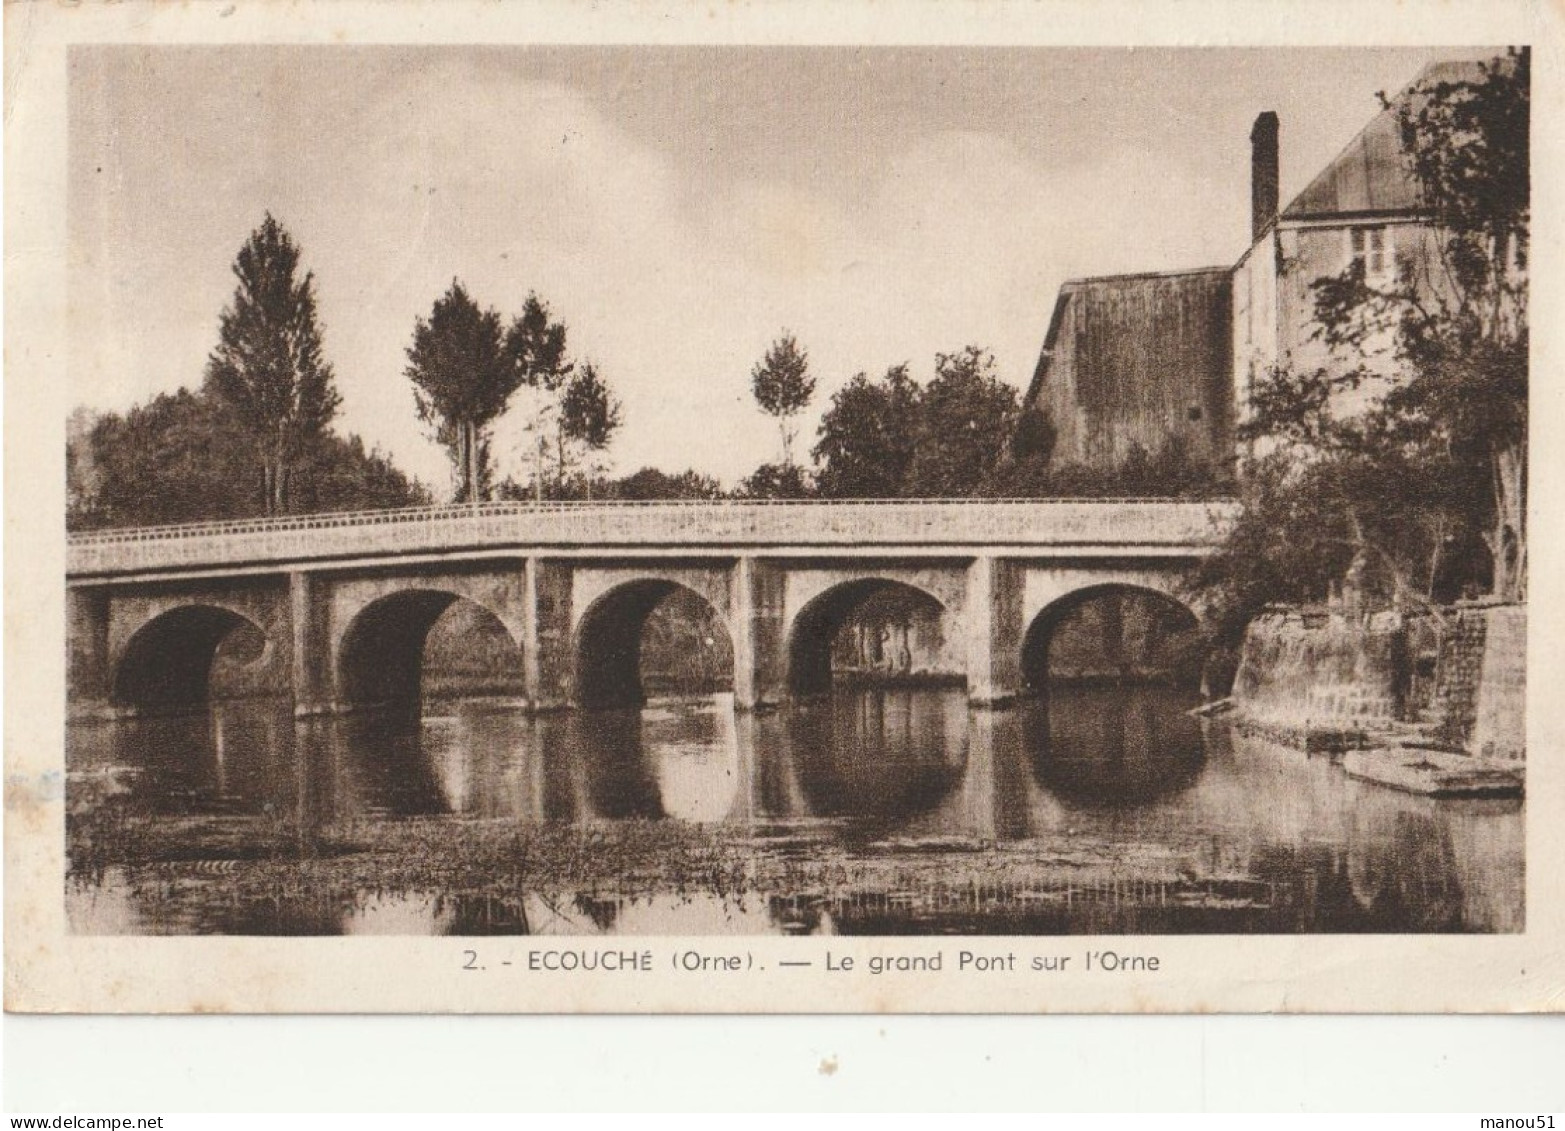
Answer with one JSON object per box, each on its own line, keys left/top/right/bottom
{"left": 1234, "top": 602, "right": 1525, "bottom": 763}
{"left": 1232, "top": 609, "right": 1406, "bottom": 726}
{"left": 1432, "top": 610, "right": 1488, "bottom": 749}
{"left": 1462, "top": 605, "right": 1526, "bottom": 763}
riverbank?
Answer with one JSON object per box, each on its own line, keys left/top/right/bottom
{"left": 1229, "top": 602, "right": 1526, "bottom": 797}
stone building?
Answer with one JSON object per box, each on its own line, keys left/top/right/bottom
{"left": 1024, "top": 267, "right": 1234, "bottom": 472}
{"left": 1025, "top": 57, "right": 1492, "bottom": 471}
{"left": 1230, "top": 61, "right": 1489, "bottom": 438}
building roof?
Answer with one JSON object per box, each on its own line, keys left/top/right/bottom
{"left": 1281, "top": 58, "right": 1491, "bottom": 220}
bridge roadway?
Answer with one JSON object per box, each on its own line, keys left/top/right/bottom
{"left": 66, "top": 498, "right": 1237, "bottom": 718}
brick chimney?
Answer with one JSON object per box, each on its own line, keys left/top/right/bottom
{"left": 1250, "top": 111, "right": 1279, "bottom": 242}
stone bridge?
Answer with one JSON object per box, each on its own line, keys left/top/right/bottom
{"left": 66, "top": 498, "right": 1237, "bottom": 718}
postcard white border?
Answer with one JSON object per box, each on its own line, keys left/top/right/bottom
{"left": 7, "top": 0, "right": 1565, "bottom": 1019}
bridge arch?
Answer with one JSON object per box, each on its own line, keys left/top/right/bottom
{"left": 787, "top": 577, "right": 956, "bottom": 696}
{"left": 1021, "top": 583, "right": 1202, "bottom": 692}
{"left": 111, "top": 603, "right": 270, "bottom": 713}
{"left": 575, "top": 580, "right": 734, "bottom": 709}
{"left": 337, "top": 588, "right": 523, "bottom": 719}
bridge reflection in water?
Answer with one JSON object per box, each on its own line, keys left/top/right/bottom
{"left": 67, "top": 686, "right": 1523, "bottom": 936}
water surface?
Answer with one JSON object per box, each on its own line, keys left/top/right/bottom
{"left": 67, "top": 687, "right": 1524, "bottom": 935}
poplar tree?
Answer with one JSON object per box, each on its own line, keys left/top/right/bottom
{"left": 507, "top": 294, "right": 574, "bottom": 501}
{"left": 204, "top": 214, "right": 342, "bottom": 515}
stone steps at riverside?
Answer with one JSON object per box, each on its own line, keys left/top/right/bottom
{"left": 1342, "top": 747, "right": 1523, "bottom": 798}
{"left": 1232, "top": 716, "right": 1371, "bottom": 754}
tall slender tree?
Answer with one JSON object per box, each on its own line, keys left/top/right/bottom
{"left": 204, "top": 214, "right": 342, "bottom": 514}
{"left": 1238, "top": 49, "right": 1529, "bottom": 603}
{"left": 405, "top": 281, "right": 507, "bottom": 504}
{"left": 506, "top": 294, "right": 575, "bottom": 501}
{"left": 750, "top": 332, "right": 816, "bottom": 467}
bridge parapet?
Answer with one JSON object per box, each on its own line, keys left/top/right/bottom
{"left": 67, "top": 498, "right": 1239, "bottom": 578}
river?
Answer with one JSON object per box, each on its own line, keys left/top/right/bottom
{"left": 66, "top": 687, "right": 1524, "bottom": 935}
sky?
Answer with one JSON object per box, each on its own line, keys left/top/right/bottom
{"left": 68, "top": 45, "right": 1488, "bottom": 492}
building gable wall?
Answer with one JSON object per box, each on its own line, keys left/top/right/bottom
{"left": 1029, "top": 270, "right": 1234, "bottom": 471}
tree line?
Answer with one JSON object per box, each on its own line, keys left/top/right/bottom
{"left": 730, "top": 335, "right": 1226, "bottom": 501}
{"left": 68, "top": 214, "right": 1224, "bottom": 530}
{"left": 68, "top": 217, "right": 627, "bottom": 528}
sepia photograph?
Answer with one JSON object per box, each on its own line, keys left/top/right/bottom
{"left": 57, "top": 40, "right": 1529, "bottom": 942}
{"left": 8, "top": 0, "right": 1563, "bottom": 1027}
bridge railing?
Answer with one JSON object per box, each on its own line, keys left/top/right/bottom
{"left": 67, "top": 498, "right": 1240, "bottom": 577}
